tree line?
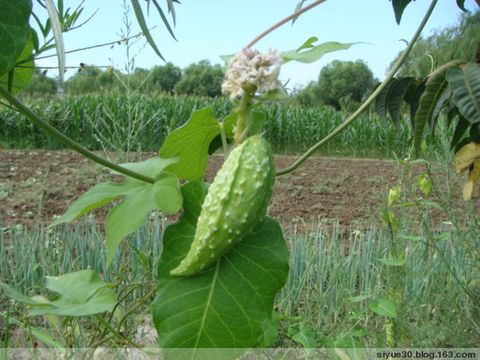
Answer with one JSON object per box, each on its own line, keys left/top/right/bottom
{"left": 27, "top": 60, "right": 225, "bottom": 97}
{"left": 24, "top": 9, "right": 479, "bottom": 113}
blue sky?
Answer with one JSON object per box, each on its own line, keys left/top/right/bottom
{"left": 33, "top": 0, "right": 478, "bottom": 88}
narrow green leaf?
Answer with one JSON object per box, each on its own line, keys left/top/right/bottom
{"left": 150, "top": 0, "right": 177, "bottom": 40}
{"left": 159, "top": 106, "right": 221, "bottom": 180}
{"left": 378, "top": 257, "right": 405, "bottom": 267}
{"left": 166, "top": 0, "right": 178, "bottom": 25}
{"left": 45, "top": 0, "right": 65, "bottom": 85}
{"left": 348, "top": 294, "right": 371, "bottom": 303}
{"left": 151, "top": 181, "right": 289, "bottom": 349}
{"left": 282, "top": 41, "right": 361, "bottom": 64}
{"left": 450, "top": 115, "right": 469, "bottom": 150}
{"left": 292, "top": 0, "right": 308, "bottom": 25}
{"left": 456, "top": 0, "right": 467, "bottom": 12}
{"left": 398, "top": 234, "right": 424, "bottom": 242}
{"left": 369, "top": 298, "right": 397, "bottom": 319}
{"left": 105, "top": 173, "right": 182, "bottom": 264}
{"left": 387, "top": 77, "right": 415, "bottom": 124}
{"left": 391, "top": 0, "right": 413, "bottom": 25}
{"left": 413, "top": 61, "right": 462, "bottom": 156}
{"left": 0, "top": 34, "right": 34, "bottom": 94}
{"left": 130, "top": 0, "right": 165, "bottom": 60}
{"left": 0, "top": 0, "right": 32, "bottom": 76}
{"left": 447, "top": 63, "right": 480, "bottom": 125}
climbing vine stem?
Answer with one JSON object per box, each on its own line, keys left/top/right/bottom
{"left": 245, "top": 0, "right": 327, "bottom": 49}
{"left": 275, "top": 0, "right": 439, "bottom": 176}
{"left": 0, "top": 88, "right": 155, "bottom": 184}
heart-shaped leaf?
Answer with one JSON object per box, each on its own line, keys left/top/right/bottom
{"left": 0, "top": 0, "right": 32, "bottom": 76}
{"left": 151, "top": 181, "right": 289, "bottom": 349}
{"left": 0, "top": 32, "right": 34, "bottom": 93}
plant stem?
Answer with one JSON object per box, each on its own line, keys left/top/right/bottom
{"left": 117, "top": 284, "right": 158, "bottom": 332}
{"left": 276, "top": 0, "right": 438, "bottom": 176}
{"left": 234, "top": 89, "right": 254, "bottom": 144}
{"left": 218, "top": 121, "right": 228, "bottom": 158}
{"left": 245, "top": 0, "right": 327, "bottom": 48}
{"left": 0, "top": 88, "right": 155, "bottom": 184}
{"left": 34, "top": 28, "right": 153, "bottom": 61}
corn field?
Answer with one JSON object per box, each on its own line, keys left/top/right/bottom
{"left": 0, "top": 93, "right": 440, "bottom": 157}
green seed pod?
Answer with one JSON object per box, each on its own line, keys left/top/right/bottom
{"left": 171, "top": 135, "right": 275, "bottom": 277}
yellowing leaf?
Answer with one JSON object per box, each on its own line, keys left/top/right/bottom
{"left": 388, "top": 186, "right": 401, "bottom": 207}
{"left": 463, "top": 159, "right": 480, "bottom": 201}
{"left": 455, "top": 142, "right": 480, "bottom": 173}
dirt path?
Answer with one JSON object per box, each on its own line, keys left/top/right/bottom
{"left": 0, "top": 149, "right": 471, "bottom": 230}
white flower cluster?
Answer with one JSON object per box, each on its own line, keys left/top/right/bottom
{"left": 222, "top": 48, "right": 283, "bottom": 100}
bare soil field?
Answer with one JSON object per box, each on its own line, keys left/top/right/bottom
{"left": 0, "top": 149, "right": 473, "bottom": 230}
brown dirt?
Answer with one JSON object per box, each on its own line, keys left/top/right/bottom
{"left": 0, "top": 149, "right": 475, "bottom": 231}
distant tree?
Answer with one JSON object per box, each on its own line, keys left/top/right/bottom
{"left": 291, "top": 82, "right": 321, "bottom": 107}
{"left": 23, "top": 68, "right": 56, "bottom": 96}
{"left": 94, "top": 69, "right": 116, "bottom": 89}
{"left": 65, "top": 65, "right": 102, "bottom": 94}
{"left": 150, "top": 62, "right": 181, "bottom": 93}
{"left": 175, "top": 60, "right": 224, "bottom": 97}
{"left": 129, "top": 67, "right": 151, "bottom": 90}
{"left": 390, "top": 10, "right": 480, "bottom": 78}
{"left": 316, "top": 60, "right": 375, "bottom": 111}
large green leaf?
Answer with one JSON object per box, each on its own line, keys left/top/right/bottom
{"left": 282, "top": 40, "right": 360, "bottom": 64}
{"left": 50, "top": 157, "right": 182, "bottom": 265}
{"left": 0, "top": 0, "right": 31, "bottom": 76}
{"left": 451, "top": 115, "right": 470, "bottom": 150}
{"left": 159, "top": 107, "right": 222, "bottom": 181}
{"left": 391, "top": 0, "right": 413, "bottom": 25}
{"left": 151, "top": 181, "right": 289, "bottom": 349}
{"left": 447, "top": 63, "right": 480, "bottom": 125}
{"left": 404, "top": 79, "right": 425, "bottom": 129}
{"left": 0, "top": 33, "right": 34, "bottom": 94}
{"left": 387, "top": 77, "right": 415, "bottom": 124}
{"left": 374, "top": 79, "right": 396, "bottom": 120}
{"left": 2, "top": 270, "right": 117, "bottom": 317}
{"left": 413, "top": 61, "right": 461, "bottom": 156}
